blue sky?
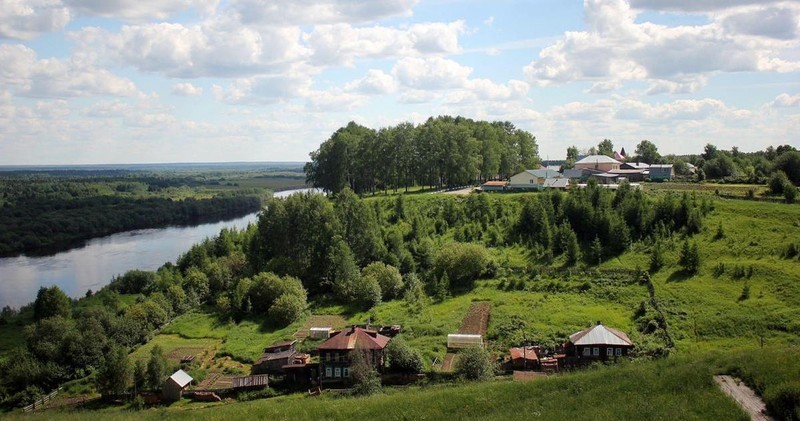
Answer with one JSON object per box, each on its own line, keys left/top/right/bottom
{"left": 1, "top": 0, "right": 798, "bottom": 164}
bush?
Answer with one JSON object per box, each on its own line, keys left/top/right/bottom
{"left": 764, "top": 381, "right": 800, "bottom": 421}
{"left": 785, "top": 184, "right": 797, "bottom": 204}
{"left": 455, "top": 346, "right": 493, "bottom": 382}
{"left": 362, "top": 262, "right": 404, "bottom": 300}
{"left": 268, "top": 293, "right": 306, "bottom": 326}
{"left": 386, "top": 337, "right": 423, "bottom": 374}
{"left": 350, "top": 351, "right": 381, "bottom": 396}
{"left": 434, "top": 242, "right": 489, "bottom": 290}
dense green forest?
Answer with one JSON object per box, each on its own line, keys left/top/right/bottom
{"left": 0, "top": 167, "right": 305, "bottom": 256}
{"left": 304, "top": 116, "right": 540, "bottom": 194}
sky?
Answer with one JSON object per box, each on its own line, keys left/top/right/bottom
{"left": 1, "top": 0, "right": 799, "bottom": 165}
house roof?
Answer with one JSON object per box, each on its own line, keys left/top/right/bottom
{"left": 509, "top": 347, "right": 539, "bottom": 361}
{"left": 569, "top": 324, "right": 633, "bottom": 347}
{"left": 614, "top": 151, "right": 626, "bottom": 161}
{"left": 609, "top": 169, "right": 647, "bottom": 175}
{"left": 264, "top": 340, "right": 296, "bottom": 352}
{"left": 482, "top": 181, "right": 508, "bottom": 187}
{"left": 254, "top": 349, "right": 296, "bottom": 365}
{"left": 621, "top": 162, "right": 650, "bottom": 170}
{"left": 168, "top": 369, "right": 193, "bottom": 388}
{"left": 515, "top": 169, "right": 561, "bottom": 179}
{"left": 317, "top": 327, "right": 390, "bottom": 351}
{"left": 575, "top": 155, "right": 621, "bottom": 165}
{"left": 649, "top": 164, "right": 674, "bottom": 169}
{"left": 543, "top": 178, "right": 569, "bottom": 188}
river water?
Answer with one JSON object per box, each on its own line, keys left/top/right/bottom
{"left": 0, "top": 188, "right": 319, "bottom": 309}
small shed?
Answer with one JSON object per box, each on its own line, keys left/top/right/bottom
{"left": 481, "top": 180, "right": 508, "bottom": 192}
{"left": 163, "top": 369, "right": 193, "bottom": 402}
{"left": 447, "top": 334, "right": 483, "bottom": 349}
{"left": 509, "top": 346, "right": 539, "bottom": 370}
{"left": 310, "top": 327, "right": 333, "bottom": 339}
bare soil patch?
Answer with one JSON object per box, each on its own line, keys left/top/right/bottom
{"left": 459, "top": 302, "right": 491, "bottom": 335}
{"left": 293, "top": 315, "right": 348, "bottom": 340}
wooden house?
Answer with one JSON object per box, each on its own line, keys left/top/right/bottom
{"left": 317, "top": 326, "right": 391, "bottom": 383}
{"left": 508, "top": 169, "right": 562, "bottom": 190}
{"left": 163, "top": 369, "right": 193, "bottom": 402}
{"left": 252, "top": 340, "right": 298, "bottom": 375}
{"left": 508, "top": 346, "right": 540, "bottom": 370}
{"left": 564, "top": 322, "right": 633, "bottom": 363}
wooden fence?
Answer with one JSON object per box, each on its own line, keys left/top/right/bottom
{"left": 23, "top": 387, "right": 61, "bottom": 413}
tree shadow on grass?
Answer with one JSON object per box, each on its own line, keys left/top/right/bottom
{"left": 666, "top": 269, "right": 695, "bottom": 283}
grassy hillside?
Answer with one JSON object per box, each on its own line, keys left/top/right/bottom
{"left": 5, "top": 190, "right": 800, "bottom": 418}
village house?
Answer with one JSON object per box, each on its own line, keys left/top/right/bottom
{"left": 252, "top": 340, "right": 301, "bottom": 375}
{"left": 508, "top": 169, "right": 562, "bottom": 190}
{"left": 317, "top": 326, "right": 391, "bottom": 383}
{"left": 481, "top": 180, "right": 508, "bottom": 192}
{"left": 508, "top": 346, "right": 540, "bottom": 370}
{"left": 649, "top": 164, "right": 674, "bottom": 181}
{"left": 563, "top": 322, "right": 634, "bottom": 363}
{"left": 574, "top": 155, "right": 622, "bottom": 172}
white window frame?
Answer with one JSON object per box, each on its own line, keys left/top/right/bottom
{"left": 325, "top": 367, "right": 332, "bottom": 378}
{"left": 334, "top": 367, "right": 341, "bottom": 378}
{"left": 582, "top": 347, "right": 590, "bottom": 356}
{"left": 592, "top": 347, "right": 599, "bottom": 356}
{"left": 615, "top": 348, "right": 622, "bottom": 356}
{"left": 606, "top": 348, "right": 613, "bottom": 356}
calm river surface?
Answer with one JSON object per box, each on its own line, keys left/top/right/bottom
{"left": 0, "top": 188, "right": 318, "bottom": 309}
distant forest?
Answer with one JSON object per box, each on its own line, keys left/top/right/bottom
{"left": 305, "top": 116, "right": 540, "bottom": 194}
{"left": 0, "top": 168, "right": 305, "bottom": 256}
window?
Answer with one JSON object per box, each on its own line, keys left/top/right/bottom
{"left": 615, "top": 348, "right": 622, "bottom": 356}
{"left": 343, "top": 368, "right": 349, "bottom": 378}
{"left": 334, "top": 367, "right": 341, "bottom": 378}
{"left": 592, "top": 347, "right": 599, "bottom": 356}
{"left": 582, "top": 347, "right": 590, "bottom": 356}
{"left": 325, "top": 367, "right": 332, "bottom": 378}
{"left": 334, "top": 352, "right": 339, "bottom": 362}
{"left": 607, "top": 348, "right": 613, "bottom": 356}
{"left": 325, "top": 353, "right": 331, "bottom": 361}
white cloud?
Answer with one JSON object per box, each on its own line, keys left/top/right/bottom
{"left": 628, "top": 0, "right": 791, "bottom": 12}
{"left": 211, "top": 73, "right": 312, "bottom": 104}
{"left": 173, "top": 82, "right": 203, "bottom": 96}
{"left": 0, "top": 43, "right": 138, "bottom": 98}
{"left": 771, "top": 92, "right": 800, "bottom": 107}
{"left": 305, "top": 89, "right": 367, "bottom": 112}
{"left": 0, "top": 0, "right": 70, "bottom": 40}
{"left": 64, "top": 0, "right": 219, "bottom": 21}
{"left": 304, "top": 20, "right": 465, "bottom": 66}
{"left": 74, "top": 21, "right": 308, "bottom": 78}
{"left": 230, "top": 0, "right": 417, "bottom": 26}
{"left": 523, "top": 0, "right": 800, "bottom": 94}
{"left": 720, "top": 5, "right": 800, "bottom": 40}
{"left": 392, "top": 56, "right": 472, "bottom": 90}
{"left": 345, "top": 69, "right": 397, "bottom": 94}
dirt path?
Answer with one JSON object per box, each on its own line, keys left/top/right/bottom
{"left": 714, "top": 375, "right": 773, "bottom": 421}
{"left": 441, "top": 353, "right": 458, "bottom": 372}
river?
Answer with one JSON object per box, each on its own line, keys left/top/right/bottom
{"left": 0, "top": 188, "right": 320, "bottom": 309}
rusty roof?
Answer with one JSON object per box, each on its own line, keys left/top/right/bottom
{"left": 317, "top": 326, "right": 390, "bottom": 351}
{"left": 509, "top": 347, "right": 539, "bottom": 361}
{"left": 264, "top": 339, "right": 296, "bottom": 352}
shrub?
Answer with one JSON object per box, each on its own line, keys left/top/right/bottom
{"left": 455, "top": 346, "right": 493, "bottom": 381}
{"left": 433, "top": 242, "right": 489, "bottom": 290}
{"left": 350, "top": 351, "right": 381, "bottom": 396}
{"left": 785, "top": 184, "right": 797, "bottom": 204}
{"left": 386, "top": 337, "right": 423, "bottom": 374}
{"left": 763, "top": 381, "right": 800, "bottom": 421}
{"left": 268, "top": 293, "right": 306, "bottom": 326}
{"left": 362, "top": 262, "right": 404, "bottom": 300}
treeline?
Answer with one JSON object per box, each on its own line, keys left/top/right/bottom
{"left": 304, "top": 116, "right": 540, "bottom": 194}
{"left": 691, "top": 144, "right": 799, "bottom": 185}
{"left": 0, "top": 194, "right": 262, "bottom": 256}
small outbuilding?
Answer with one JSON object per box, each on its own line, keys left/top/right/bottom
{"left": 253, "top": 340, "right": 299, "bottom": 375}
{"left": 508, "top": 346, "right": 539, "bottom": 370}
{"left": 447, "top": 333, "right": 483, "bottom": 349}
{"left": 163, "top": 369, "right": 193, "bottom": 402}
{"left": 310, "top": 327, "right": 334, "bottom": 339}
{"left": 481, "top": 180, "right": 508, "bottom": 192}
{"left": 649, "top": 164, "right": 674, "bottom": 181}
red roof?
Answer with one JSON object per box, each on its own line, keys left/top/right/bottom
{"left": 509, "top": 347, "right": 539, "bottom": 361}
{"left": 482, "top": 181, "right": 508, "bottom": 187}
{"left": 317, "top": 327, "right": 391, "bottom": 351}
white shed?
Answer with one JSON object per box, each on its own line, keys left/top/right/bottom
{"left": 309, "top": 327, "right": 333, "bottom": 339}
{"left": 447, "top": 334, "right": 483, "bottom": 349}
{"left": 163, "top": 369, "right": 193, "bottom": 401}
